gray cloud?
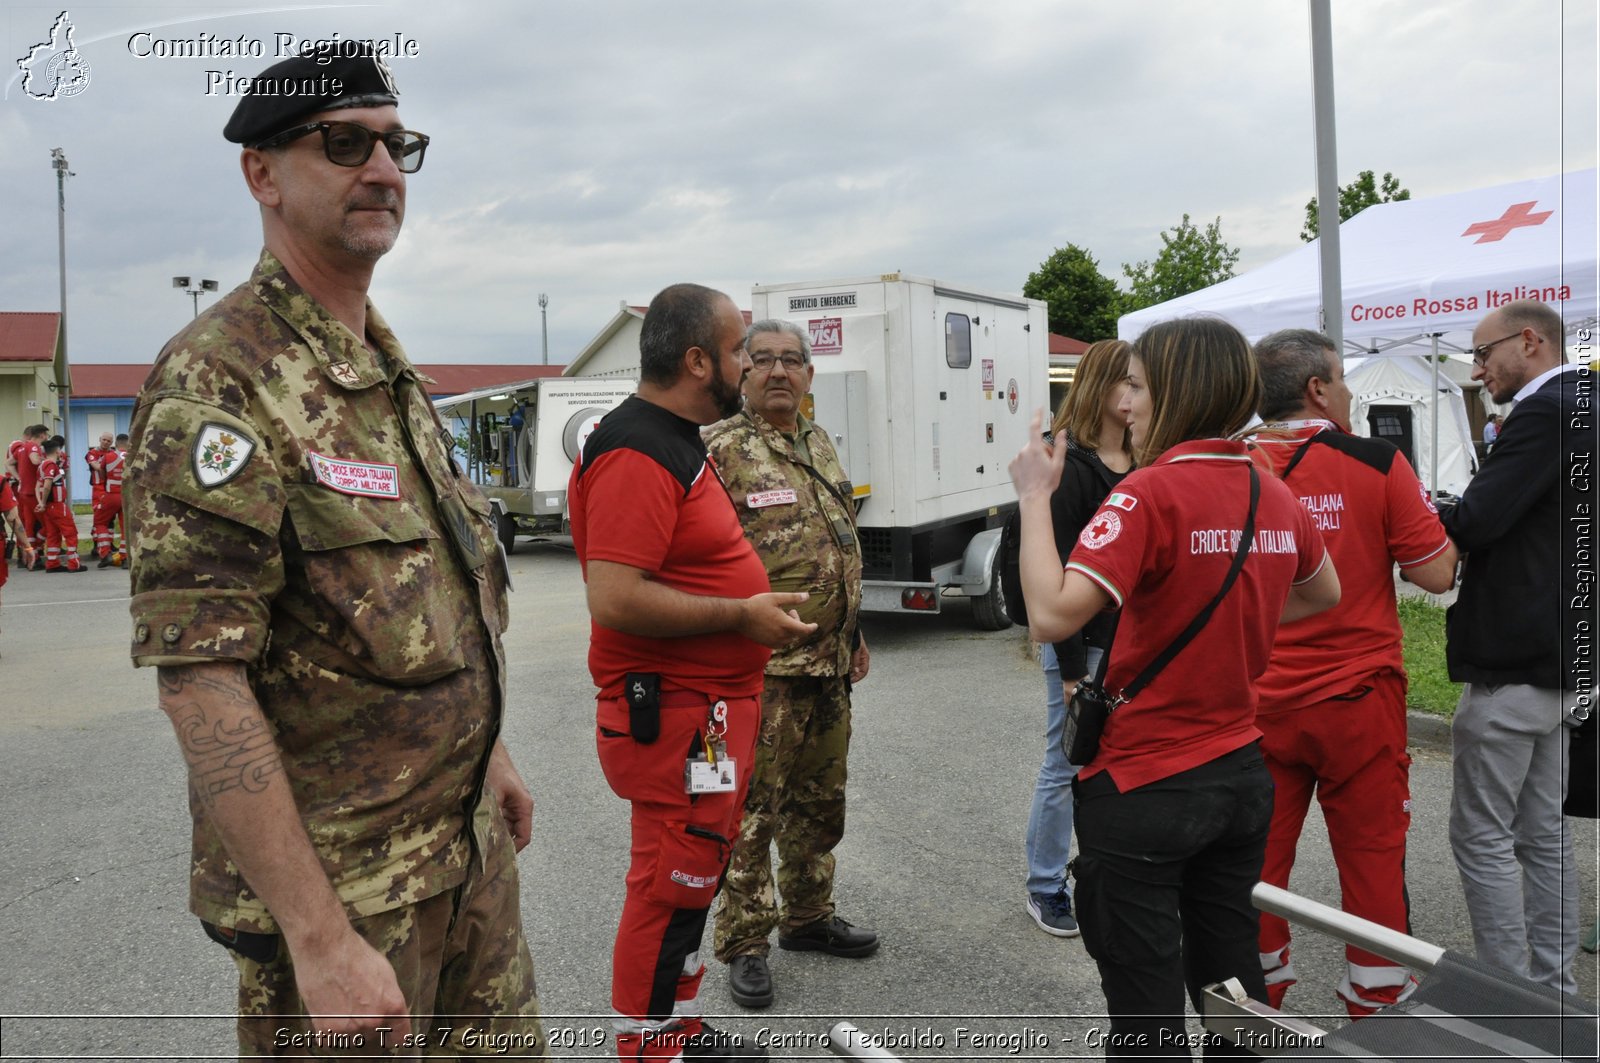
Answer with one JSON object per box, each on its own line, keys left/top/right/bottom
{"left": 1, "top": 0, "right": 1593, "bottom": 367}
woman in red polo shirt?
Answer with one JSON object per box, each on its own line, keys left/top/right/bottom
{"left": 1011, "top": 317, "right": 1339, "bottom": 1058}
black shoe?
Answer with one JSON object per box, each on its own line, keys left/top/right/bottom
{"left": 727, "top": 953, "right": 773, "bottom": 1008}
{"left": 778, "top": 915, "right": 879, "bottom": 958}
{"left": 681, "top": 1022, "right": 767, "bottom": 1060}
{"left": 97, "top": 554, "right": 113, "bottom": 568}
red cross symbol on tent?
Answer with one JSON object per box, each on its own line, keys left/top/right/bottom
{"left": 1460, "top": 201, "right": 1553, "bottom": 243}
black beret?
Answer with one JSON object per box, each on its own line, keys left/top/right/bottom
{"left": 223, "top": 45, "right": 399, "bottom": 145}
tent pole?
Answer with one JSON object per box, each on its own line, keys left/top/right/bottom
{"left": 1430, "top": 335, "right": 1441, "bottom": 497}
{"left": 1309, "top": 0, "right": 1343, "bottom": 354}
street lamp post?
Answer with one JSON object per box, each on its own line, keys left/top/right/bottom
{"left": 173, "top": 276, "right": 219, "bottom": 318}
{"left": 51, "top": 148, "right": 73, "bottom": 501}
{"left": 538, "top": 293, "right": 549, "bottom": 365}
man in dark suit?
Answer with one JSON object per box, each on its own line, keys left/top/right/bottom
{"left": 1442, "top": 299, "right": 1594, "bottom": 996}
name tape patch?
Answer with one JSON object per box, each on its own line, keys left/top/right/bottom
{"left": 309, "top": 451, "right": 400, "bottom": 499}
{"left": 747, "top": 489, "right": 797, "bottom": 508}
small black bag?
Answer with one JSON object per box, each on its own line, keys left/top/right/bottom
{"left": 1061, "top": 465, "right": 1261, "bottom": 767}
{"left": 1063, "top": 656, "right": 1114, "bottom": 766}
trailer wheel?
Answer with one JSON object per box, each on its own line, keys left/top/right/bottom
{"left": 495, "top": 505, "right": 517, "bottom": 557}
{"left": 971, "top": 550, "right": 1013, "bottom": 631}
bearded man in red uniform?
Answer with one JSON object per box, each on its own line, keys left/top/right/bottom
{"left": 569, "top": 283, "right": 814, "bottom": 1062}
{"left": 94, "top": 434, "right": 129, "bottom": 567}
{"left": 85, "top": 431, "right": 116, "bottom": 559}
{"left": 1247, "top": 329, "right": 1457, "bottom": 1016}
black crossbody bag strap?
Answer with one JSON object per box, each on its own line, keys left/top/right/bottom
{"left": 1115, "top": 463, "right": 1260, "bottom": 705}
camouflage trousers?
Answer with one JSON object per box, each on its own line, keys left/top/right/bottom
{"left": 227, "top": 824, "right": 547, "bottom": 1059}
{"left": 713, "top": 673, "right": 852, "bottom": 961}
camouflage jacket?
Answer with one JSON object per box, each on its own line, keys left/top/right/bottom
{"left": 704, "top": 408, "right": 862, "bottom": 676}
{"left": 126, "top": 250, "right": 512, "bottom": 933}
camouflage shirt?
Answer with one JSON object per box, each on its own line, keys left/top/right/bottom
{"left": 704, "top": 408, "right": 862, "bottom": 676}
{"left": 127, "top": 250, "right": 512, "bottom": 933}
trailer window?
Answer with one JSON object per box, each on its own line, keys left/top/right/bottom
{"left": 945, "top": 313, "right": 972, "bottom": 368}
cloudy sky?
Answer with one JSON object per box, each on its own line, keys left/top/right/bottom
{"left": 1, "top": 0, "right": 1594, "bottom": 368}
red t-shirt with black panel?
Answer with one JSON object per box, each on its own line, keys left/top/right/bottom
{"left": 1249, "top": 422, "right": 1450, "bottom": 710}
{"left": 1065, "top": 439, "right": 1328, "bottom": 791}
{"left": 569, "top": 395, "right": 771, "bottom": 699}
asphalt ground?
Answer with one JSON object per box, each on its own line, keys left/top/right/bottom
{"left": 0, "top": 536, "right": 1595, "bottom": 1060}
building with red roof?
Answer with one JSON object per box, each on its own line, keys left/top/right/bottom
{"left": 1, "top": 312, "right": 67, "bottom": 448}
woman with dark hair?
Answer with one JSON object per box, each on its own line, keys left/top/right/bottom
{"left": 1010, "top": 318, "right": 1340, "bottom": 1057}
{"left": 1025, "top": 339, "right": 1135, "bottom": 938}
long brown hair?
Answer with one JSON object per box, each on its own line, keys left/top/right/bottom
{"left": 1050, "top": 339, "right": 1134, "bottom": 462}
{"left": 1131, "top": 318, "right": 1261, "bottom": 466}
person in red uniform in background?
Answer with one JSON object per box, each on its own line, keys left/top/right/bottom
{"left": 1246, "top": 330, "right": 1458, "bottom": 1017}
{"left": 7, "top": 424, "right": 48, "bottom": 568}
{"left": 1, "top": 478, "right": 40, "bottom": 653}
{"left": 94, "top": 433, "right": 129, "bottom": 567}
{"left": 35, "top": 438, "right": 83, "bottom": 573}
{"left": 569, "top": 282, "right": 814, "bottom": 1062}
{"left": 85, "top": 431, "right": 115, "bottom": 560}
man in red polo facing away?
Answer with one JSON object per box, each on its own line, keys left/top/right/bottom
{"left": 569, "top": 282, "right": 813, "bottom": 1062}
{"left": 1248, "top": 329, "right": 1457, "bottom": 1016}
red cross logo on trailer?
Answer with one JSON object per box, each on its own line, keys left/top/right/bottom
{"left": 1461, "top": 201, "right": 1553, "bottom": 243}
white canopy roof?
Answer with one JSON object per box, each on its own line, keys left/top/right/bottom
{"left": 1119, "top": 169, "right": 1598, "bottom": 352}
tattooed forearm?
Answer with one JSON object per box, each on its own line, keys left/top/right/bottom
{"left": 169, "top": 703, "right": 284, "bottom": 803}
{"left": 157, "top": 663, "right": 284, "bottom": 807}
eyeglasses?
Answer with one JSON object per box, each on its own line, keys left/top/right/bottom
{"left": 749, "top": 353, "right": 808, "bottom": 373}
{"left": 1469, "top": 331, "right": 1522, "bottom": 367}
{"left": 256, "top": 121, "right": 430, "bottom": 173}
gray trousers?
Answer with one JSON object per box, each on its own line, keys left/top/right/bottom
{"left": 1449, "top": 683, "right": 1578, "bottom": 995}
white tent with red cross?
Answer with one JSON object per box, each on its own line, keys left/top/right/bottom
{"left": 1117, "top": 169, "right": 1596, "bottom": 494}
{"left": 1118, "top": 168, "right": 1597, "bottom": 350}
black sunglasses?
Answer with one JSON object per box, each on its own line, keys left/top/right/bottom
{"left": 1468, "top": 331, "right": 1523, "bottom": 367}
{"left": 256, "top": 121, "right": 430, "bottom": 174}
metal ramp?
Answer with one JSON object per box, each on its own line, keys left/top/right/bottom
{"left": 1200, "top": 884, "right": 1598, "bottom": 1060}
{"left": 821, "top": 883, "right": 1598, "bottom": 1060}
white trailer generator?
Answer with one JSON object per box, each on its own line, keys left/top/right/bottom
{"left": 749, "top": 273, "right": 1049, "bottom": 629}
{"left": 434, "top": 376, "right": 636, "bottom": 552}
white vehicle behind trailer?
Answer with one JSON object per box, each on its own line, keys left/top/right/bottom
{"left": 749, "top": 273, "right": 1049, "bottom": 629}
{"left": 434, "top": 377, "right": 636, "bottom": 552}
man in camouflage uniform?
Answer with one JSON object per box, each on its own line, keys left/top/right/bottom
{"left": 126, "top": 47, "right": 546, "bottom": 1059}
{"left": 705, "top": 318, "right": 877, "bottom": 1009}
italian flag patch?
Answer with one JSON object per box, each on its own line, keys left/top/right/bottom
{"left": 1105, "top": 492, "right": 1138, "bottom": 512}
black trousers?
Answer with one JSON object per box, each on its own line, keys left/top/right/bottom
{"left": 1073, "top": 742, "right": 1274, "bottom": 1059}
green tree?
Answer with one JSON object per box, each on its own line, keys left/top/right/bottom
{"left": 1022, "top": 243, "right": 1123, "bottom": 340}
{"left": 1301, "top": 170, "right": 1411, "bottom": 241}
{"left": 1121, "top": 214, "right": 1240, "bottom": 312}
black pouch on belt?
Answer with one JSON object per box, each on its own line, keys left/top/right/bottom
{"left": 200, "top": 919, "right": 280, "bottom": 965}
{"left": 626, "top": 672, "right": 661, "bottom": 744}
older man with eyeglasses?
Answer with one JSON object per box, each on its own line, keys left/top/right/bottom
{"left": 125, "top": 45, "right": 547, "bottom": 1057}
{"left": 1441, "top": 299, "right": 1594, "bottom": 995}
{"left": 703, "top": 319, "right": 878, "bottom": 1011}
